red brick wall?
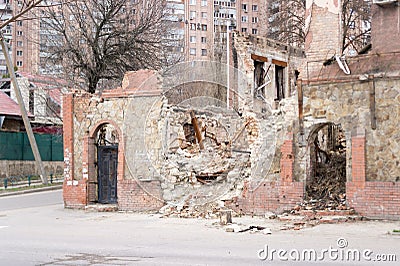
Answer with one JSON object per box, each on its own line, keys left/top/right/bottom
{"left": 226, "top": 137, "right": 304, "bottom": 215}
{"left": 118, "top": 179, "right": 164, "bottom": 211}
{"left": 63, "top": 172, "right": 165, "bottom": 211}
{"left": 62, "top": 93, "right": 82, "bottom": 207}
{"left": 280, "top": 139, "right": 294, "bottom": 183}
{"left": 63, "top": 93, "right": 74, "bottom": 181}
{"left": 371, "top": 4, "right": 400, "bottom": 54}
{"left": 347, "top": 181, "right": 400, "bottom": 219}
{"left": 352, "top": 136, "right": 366, "bottom": 184}
{"left": 63, "top": 179, "right": 87, "bottom": 209}
{"left": 305, "top": 1, "right": 341, "bottom": 77}
{"left": 347, "top": 134, "right": 400, "bottom": 219}
{"left": 227, "top": 181, "right": 304, "bottom": 215}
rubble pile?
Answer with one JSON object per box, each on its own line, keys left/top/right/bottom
{"left": 305, "top": 154, "right": 346, "bottom": 204}
{"left": 294, "top": 197, "right": 349, "bottom": 212}
{"left": 305, "top": 124, "right": 347, "bottom": 210}
{"left": 159, "top": 202, "right": 238, "bottom": 219}
{"left": 158, "top": 104, "right": 254, "bottom": 205}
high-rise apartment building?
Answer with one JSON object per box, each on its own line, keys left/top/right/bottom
{"left": 0, "top": 1, "right": 59, "bottom": 76}
{"left": 0, "top": 1, "right": 13, "bottom": 76}
{"left": 236, "top": 0, "right": 266, "bottom": 36}
{"left": 163, "top": 0, "right": 186, "bottom": 64}
{"left": 185, "top": 0, "right": 214, "bottom": 60}
{"left": 184, "top": 0, "right": 268, "bottom": 62}
{"left": 12, "top": 3, "right": 40, "bottom": 75}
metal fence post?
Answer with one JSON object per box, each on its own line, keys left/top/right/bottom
{"left": 28, "top": 175, "right": 31, "bottom": 186}
{"left": 4, "top": 178, "right": 7, "bottom": 189}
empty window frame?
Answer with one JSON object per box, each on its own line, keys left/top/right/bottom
{"left": 275, "top": 65, "right": 285, "bottom": 101}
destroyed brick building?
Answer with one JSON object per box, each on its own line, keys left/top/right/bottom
{"left": 63, "top": 0, "right": 400, "bottom": 219}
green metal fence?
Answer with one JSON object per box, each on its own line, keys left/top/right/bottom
{"left": 0, "top": 131, "right": 63, "bottom": 161}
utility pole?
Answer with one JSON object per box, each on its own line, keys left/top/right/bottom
{"left": 0, "top": 33, "right": 48, "bottom": 184}
{"left": 226, "top": 20, "right": 230, "bottom": 109}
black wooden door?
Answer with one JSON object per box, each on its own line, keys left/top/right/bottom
{"left": 97, "top": 145, "right": 118, "bottom": 204}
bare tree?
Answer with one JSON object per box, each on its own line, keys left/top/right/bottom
{"left": 41, "top": 0, "right": 168, "bottom": 93}
{"left": 267, "top": 0, "right": 306, "bottom": 48}
{"left": 267, "top": 0, "right": 372, "bottom": 55}
{"left": 341, "top": 0, "right": 371, "bottom": 55}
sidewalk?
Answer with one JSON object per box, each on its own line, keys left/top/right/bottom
{"left": 0, "top": 180, "right": 63, "bottom": 198}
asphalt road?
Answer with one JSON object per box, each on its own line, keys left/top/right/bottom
{"left": 0, "top": 190, "right": 399, "bottom": 265}
{"left": 0, "top": 190, "right": 63, "bottom": 211}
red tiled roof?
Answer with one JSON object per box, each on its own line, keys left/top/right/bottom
{"left": 0, "top": 91, "right": 33, "bottom": 118}
{"left": 47, "top": 88, "right": 62, "bottom": 105}
{"left": 102, "top": 70, "right": 162, "bottom": 98}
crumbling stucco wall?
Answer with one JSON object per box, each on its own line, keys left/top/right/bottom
{"left": 233, "top": 32, "right": 305, "bottom": 181}
{"left": 124, "top": 96, "right": 162, "bottom": 181}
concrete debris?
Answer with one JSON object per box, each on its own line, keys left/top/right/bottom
{"left": 219, "top": 210, "right": 232, "bottom": 225}
{"left": 225, "top": 224, "right": 242, "bottom": 233}
{"left": 275, "top": 210, "right": 366, "bottom": 231}
{"left": 292, "top": 198, "right": 352, "bottom": 213}
{"left": 159, "top": 202, "right": 238, "bottom": 220}
{"left": 224, "top": 224, "right": 272, "bottom": 235}
{"left": 264, "top": 212, "right": 278, "bottom": 219}
{"left": 262, "top": 228, "right": 272, "bottom": 235}
{"left": 238, "top": 225, "right": 266, "bottom": 233}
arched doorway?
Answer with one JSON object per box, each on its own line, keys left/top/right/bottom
{"left": 306, "top": 123, "right": 347, "bottom": 207}
{"left": 95, "top": 123, "right": 119, "bottom": 204}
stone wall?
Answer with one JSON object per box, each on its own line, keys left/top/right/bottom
{"left": 299, "top": 77, "right": 400, "bottom": 182}
{"left": 124, "top": 96, "right": 162, "bottom": 181}
{"left": 0, "top": 160, "right": 63, "bottom": 178}
{"left": 230, "top": 30, "right": 400, "bottom": 219}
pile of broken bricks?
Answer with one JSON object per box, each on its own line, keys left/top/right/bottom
{"left": 158, "top": 201, "right": 365, "bottom": 233}
{"left": 158, "top": 196, "right": 366, "bottom": 233}
{"left": 159, "top": 202, "right": 235, "bottom": 219}
{"left": 268, "top": 199, "right": 365, "bottom": 231}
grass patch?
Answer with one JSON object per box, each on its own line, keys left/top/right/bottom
{"left": 393, "top": 229, "right": 400, "bottom": 233}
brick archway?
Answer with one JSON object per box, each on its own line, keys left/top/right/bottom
{"left": 85, "top": 120, "right": 125, "bottom": 204}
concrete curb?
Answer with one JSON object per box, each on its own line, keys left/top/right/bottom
{"left": 0, "top": 185, "right": 63, "bottom": 198}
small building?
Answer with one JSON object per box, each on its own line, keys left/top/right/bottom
{"left": 0, "top": 74, "right": 64, "bottom": 179}
{"left": 63, "top": 0, "right": 400, "bottom": 219}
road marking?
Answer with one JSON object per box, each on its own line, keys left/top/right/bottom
{"left": 0, "top": 226, "right": 8, "bottom": 229}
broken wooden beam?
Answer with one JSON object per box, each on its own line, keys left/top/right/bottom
{"left": 368, "top": 75, "right": 377, "bottom": 130}
{"left": 190, "top": 110, "right": 204, "bottom": 150}
{"left": 297, "top": 79, "right": 304, "bottom": 135}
